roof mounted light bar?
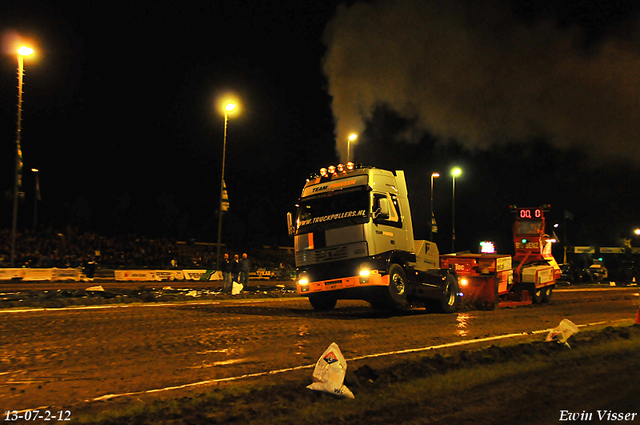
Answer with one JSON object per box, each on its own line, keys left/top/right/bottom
{"left": 313, "top": 162, "right": 360, "bottom": 178}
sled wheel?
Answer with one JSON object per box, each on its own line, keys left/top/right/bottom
{"left": 542, "top": 286, "right": 553, "bottom": 303}
{"left": 530, "top": 287, "right": 543, "bottom": 304}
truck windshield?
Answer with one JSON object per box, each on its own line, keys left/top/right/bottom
{"left": 515, "top": 220, "right": 543, "bottom": 235}
{"left": 296, "top": 187, "right": 369, "bottom": 234}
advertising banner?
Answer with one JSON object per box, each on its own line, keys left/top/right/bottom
{"left": 599, "top": 247, "right": 626, "bottom": 254}
{"left": 154, "top": 270, "right": 185, "bottom": 281}
{"left": 574, "top": 246, "right": 595, "bottom": 253}
{"left": 52, "top": 268, "right": 81, "bottom": 281}
{"left": 0, "top": 268, "right": 222, "bottom": 282}
{"left": 183, "top": 270, "right": 222, "bottom": 281}
{"left": 114, "top": 270, "right": 159, "bottom": 281}
{"left": 251, "top": 268, "right": 276, "bottom": 280}
{"left": 0, "top": 269, "right": 26, "bottom": 280}
{"left": 23, "top": 269, "right": 54, "bottom": 281}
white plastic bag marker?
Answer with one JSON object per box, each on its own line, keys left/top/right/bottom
{"left": 546, "top": 319, "right": 579, "bottom": 346}
{"left": 307, "top": 342, "right": 354, "bottom": 399}
{"left": 86, "top": 285, "right": 105, "bottom": 291}
{"left": 231, "top": 281, "right": 243, "bottom": 295}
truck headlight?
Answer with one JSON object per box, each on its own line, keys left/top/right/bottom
{"left": 358, "top": 268, "right": 371, "bottom": 284}
{"left": 298, "top": 277, "right": 309, "bottom": 286}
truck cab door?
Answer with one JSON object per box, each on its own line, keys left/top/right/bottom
{"left": 371, "top": 193, "right": 402, "bottom": 254}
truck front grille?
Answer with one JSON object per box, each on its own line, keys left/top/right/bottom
{"left": 296, "top": 243, "right": 365, "bottom": 266}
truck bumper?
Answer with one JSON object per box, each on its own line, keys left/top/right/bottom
{"left": 297, "top": 271, "right": 388, "bottom": 295}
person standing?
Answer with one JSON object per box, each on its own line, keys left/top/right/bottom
{"left": 220, "top": 253, "right": 231, "bottom": 294}
{"left": 231, "top": 254, "right": 241, "bottom": 286}
{"left": 239, "top": 252, "right": 250, "bottom": 291}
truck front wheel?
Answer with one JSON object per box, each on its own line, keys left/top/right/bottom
{"left": 371, "top": 264, "right": 408, "bottom": 310}
{"left": 308, "top": 293, "right": 337, "bottom": 311}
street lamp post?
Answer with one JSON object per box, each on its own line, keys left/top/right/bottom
{"left": 430, "top": 172, "right": 440, "bottom": 241}
{"left": 32, "top": 168, "right": 40, "bottom": 230}
{"left": 451, "top": 167, "right": 462, "bottom": 252}
{"left": 347, "top": 133, "right": 358, "bottom": 161}
{"left": 10, "top": 45, "right": 34, "bottom": 267}
{"left": 216, "top": 102, "right": 236, "bottom": 269}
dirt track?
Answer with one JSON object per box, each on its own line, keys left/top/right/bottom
{"left": 0, "top": 284, "right": 638, "bottom": 423}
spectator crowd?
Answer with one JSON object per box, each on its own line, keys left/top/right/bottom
{"left": 0, "top": 228, "right": 294, "bottom": 274}
{"left": 0, "top": 228, "right": 180, "bottom": 269}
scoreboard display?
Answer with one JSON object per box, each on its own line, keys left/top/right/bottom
{"left": 517, "top": 208, "right": 543, "bottom": 219}
{"left": 510, "top": 204, "right": 550, "bottom": 220}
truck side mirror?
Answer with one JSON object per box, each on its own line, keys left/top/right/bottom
{"left": 374, "top": 198, "right": 390, "bottom": 220}
{"left": 286, "top": 212, "right": 296, "bottom": 237}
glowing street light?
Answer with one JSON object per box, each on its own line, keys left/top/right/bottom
{"left": 347, "top": 133, "right": 358, "bottom": 161}
{"left": 451, "top": 167, "right": 462, "bottom": 252}
{"left": 18, "top": 46, "right": 34, "bottom": 56}
{"left": 216, "top": 101, "right": 238, "bottom": 269}
{"left": 430, "top": 172, "right": 440, "bottom": 241}
{"left": 10, "top": 45, "right": 35, "bottom": 267}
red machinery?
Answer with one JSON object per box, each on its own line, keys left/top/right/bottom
{"left": 440, "top": 205, "right": 560, "bottom": 309}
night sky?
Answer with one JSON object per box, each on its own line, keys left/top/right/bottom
{"left": 1, "top": 0, "right": 640, "bottom": 255}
